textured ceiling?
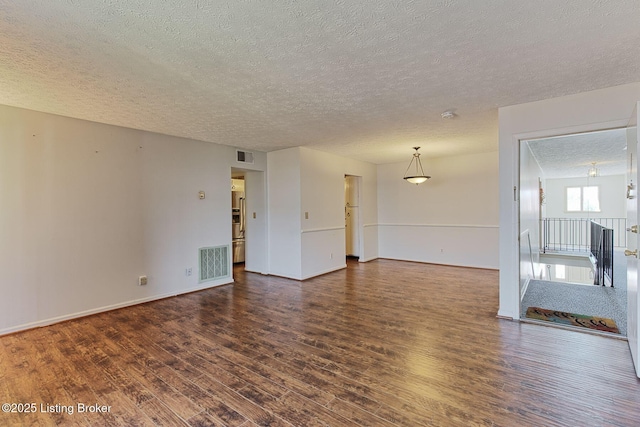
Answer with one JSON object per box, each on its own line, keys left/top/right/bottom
{"left": 0, "top": 1, "right": 639, "bottom": 164}
{"left": 526, "top": 128, "right": 628, "bottom": 179}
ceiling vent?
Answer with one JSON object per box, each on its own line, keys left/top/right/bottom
{"left": 236, "top": 150, "right": 254, "bottom": 164}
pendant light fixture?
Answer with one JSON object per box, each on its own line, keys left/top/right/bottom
{"left": 403, "top": 147, "right": 431, "bottom": 184}
{"left": 587, "top": 162, "right": 599, "bottom": 178}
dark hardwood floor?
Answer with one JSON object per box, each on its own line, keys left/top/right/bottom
{"left": 2, "top": 259, "right": 640, "bottom": 426}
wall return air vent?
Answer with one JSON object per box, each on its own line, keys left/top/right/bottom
{"left": 236, "top": 150, "right": 254, "bottom": 164}
{"left": 199, "top": 245, "right": 230, "bottom": 282}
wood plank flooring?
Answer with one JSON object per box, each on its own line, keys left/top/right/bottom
{"left": 1, "top": 259, "right": 640, "bottom": 426}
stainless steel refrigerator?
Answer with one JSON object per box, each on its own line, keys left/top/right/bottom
{"left": 232, "top": 190, "right": 245, "bottom": 263}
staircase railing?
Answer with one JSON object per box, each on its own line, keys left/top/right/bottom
{"left": 541, "top": 217, "right": 626, "bottom": 253}
{"left": 590, "top": 220, "right": 614, "bottom": 287}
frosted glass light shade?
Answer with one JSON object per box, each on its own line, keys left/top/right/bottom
{"left": 404, "top": 176, "right": 430, "bottom": 184}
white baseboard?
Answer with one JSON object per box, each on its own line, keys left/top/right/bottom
{"left": 497, "top": 309, "right": 516, "bottom": 320}
{"left": 0, "top": 279, "right": 233, "bottom": 337}
{"left": 301, "top": 264, "right": 347, "bottom": 280}
{"left": 378, "top": 256, "right": 498, "bottom": 270}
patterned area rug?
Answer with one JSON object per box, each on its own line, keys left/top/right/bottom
{"left": 526, "top": 306, "right": 620, "bottom": 334}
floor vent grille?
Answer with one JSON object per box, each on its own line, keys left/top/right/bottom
{"left": 199, "top": 245, "right": 230, "bottom": 282}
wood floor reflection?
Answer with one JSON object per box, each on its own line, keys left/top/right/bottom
{"left": 1, "top": 259, "right": 639, "bottom": 426}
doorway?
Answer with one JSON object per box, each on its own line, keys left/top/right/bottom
{"left": 518, "top": 128, "right": 628, "bottom": 336}
{"left": 344, "top": 175, "right": 361, "bottom": 260}
{"left": 231, "top": 168, "right": 267, "bottom": 276}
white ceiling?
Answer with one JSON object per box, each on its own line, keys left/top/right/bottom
{"left": 1, "top": 1, "right": 639, "bottom": 164}
{"left": 526, "top": 128, "right": 628, "bottom": 179}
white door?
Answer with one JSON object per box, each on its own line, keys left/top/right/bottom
{"left": 626, "top": 102, "right": 640, "bottom": 377}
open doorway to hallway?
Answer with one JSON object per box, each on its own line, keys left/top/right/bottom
{"left": 519, "top": 128, "right": 628, "bottom": 336}
{"left": 344, "top": 175, "right": 361, "bottom": 261}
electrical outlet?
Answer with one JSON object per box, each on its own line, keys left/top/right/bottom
{"left": 138, "top": 275, "right": 148, "bottom": 286}
{"left": 185, "top": 268, "right": 192, "bottom": 276}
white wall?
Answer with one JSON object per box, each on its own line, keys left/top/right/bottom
{"left": 377, "top": 151, "right": 499, "bottom": 269}
{"left": 300, "top": 148, "right": 347, "bottom": 279}
{"left": 0, "top": 104, "right": 266, "bottom": 335}
{"left": 545, "top": 175, "right": 626, "bottom": 219}
{"left": 244, "top": 170, "right": 268, "bottom": 274}
{"left": 266, "top": 148, "right": 302, "bottom": 279}
{"left": 499, "top": 82, "right": 640, "bottom": 319}
{"left": 299, "top": 147, "right": 378, "bottom": 279}
{"left": 266, "top": 147, "right": 378, "bottom": 280}
{"left": 519, "top": 142, "right": 544, "bottom": 293}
